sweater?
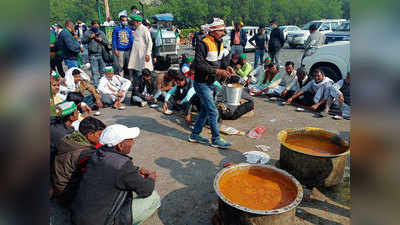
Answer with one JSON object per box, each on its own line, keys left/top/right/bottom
{"left": 112, "top": 25, "right": 134, "bottom": 51}
{"left": 57, "top": 29, "right": 81, "bottom": 60}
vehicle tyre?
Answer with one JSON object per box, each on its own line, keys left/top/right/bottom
{"left": 313, "top": 65, "right": 341, "bottom": 82}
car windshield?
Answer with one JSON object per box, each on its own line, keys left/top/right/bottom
{"left": 333, "top": 22, "right": 350, "bottom": 31}
{"left": 301, "top": 21, "right": 322, "bottom": 30}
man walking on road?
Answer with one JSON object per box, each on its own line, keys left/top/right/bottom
{"left": 82, "top": 21, "right": 108, "bottom": 87}
{"left": 268, "top": 20, "right": 285, "bottom": 66}
{"left": 189, "top": 18, "right": 233, "bottom": 148}
{"left": 230, "top": 21, "right": 247, "bottom": 55}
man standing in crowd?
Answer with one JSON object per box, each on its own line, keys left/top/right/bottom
{"left": 304, "top": 24, "right": 326, "bottom": 50}
{"left": 230, "top": 21, "right": 247, "bottom": 55}
{"left": 74, "top": 19, "right": 87, "bottom": 42}
{"left": 268, "top": 20, "right": 285, "bottom": 66}
{"left": 249, "top": 25, "right": 268, "bottom": 68}
{"left": 70, "top": 124, "right": 160, "bottom": 225}
{"left": 128, "top": 14, "right": 153, "bottom": 79}
{"left": 189, "top": 18, "right": 233, "bottom": 148}
{"left": 113, "top": 15, "right": 133, "bottom": 78}
{"left": 82, "top": 21, "right": 108, "bottom": 88}
{"left": 58, "top": 20, "right": 82, "bottom": 68}
{"left": 192, "top": 25, "right": 207, "bottom": 49}
{"left": 103, "top": 16, "right": 116, "bottom": 26}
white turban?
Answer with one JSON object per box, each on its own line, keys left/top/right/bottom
{"left": 207, "top": 18, "right": 225, "bottom": 32}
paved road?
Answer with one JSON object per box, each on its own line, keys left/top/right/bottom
{"left": 51, "top": 47, "right": 350, "bottom": 225}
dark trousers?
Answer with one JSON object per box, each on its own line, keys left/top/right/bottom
{"left": 269, "top": 49, "right": 281, "bottom": 65}
{"left": 220, "top": 100, "right": 254, "bottom": 120}
{"left": 167, "top": 95, "right": 201, "bottom": 116}
{"left": 50, "top": 55, "right": 65, "bottom": 77}
{"left": 300, "top": 92, "right": 326, "bottom": 111}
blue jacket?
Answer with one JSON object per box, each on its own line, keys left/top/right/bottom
{"left": 57, "top": 29, "right": 81, "bottom": 60}
{"left": 112, "top": 25, "right": 133, "bottom": 51}
{"left": 230, "top": 29, "right": 247, "bottom": 47}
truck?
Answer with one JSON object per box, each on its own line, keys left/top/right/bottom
{"left": 149, "top": 13, "right": 180, "bottom": 70}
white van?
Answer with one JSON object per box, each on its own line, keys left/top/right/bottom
{"left": 223, "top": 26, "right": 259, "bottom": 52}
{"left": 287, "top": 19, "right": 346, "bottom": 48}
{"left": 302, "top": 41, "right": 350, "bottom": 82}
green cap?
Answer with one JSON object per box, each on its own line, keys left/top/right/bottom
{"left": 104, "top": 66, "right": 114, "bottom": 73}
{"left": 264, "top": 56, "right": 271, "bottom": 63}
{"left": 130, "top": 14, "right": 143, "bottom": 21}
{"left": 55, "top": 101, "right": 77, "bottom": 117}
{"left": 186, "top": 56, "right": 194, "bottom": 63}
{"left": 239, "top": 53, "right": 246, "bottom": 60}
{"left": 51, "top": 70, "right": 60, "bottom": 78}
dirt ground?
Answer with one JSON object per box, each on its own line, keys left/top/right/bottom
{"left": 50, "top": 48, "right": 350, "bottom": 225}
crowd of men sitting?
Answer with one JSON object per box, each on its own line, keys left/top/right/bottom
{"left": 49, "top": 13, "right": 351, "bottom": 225}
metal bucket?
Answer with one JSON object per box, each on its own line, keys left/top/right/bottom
{"left": 224, "top": 84, "right": 243, "bottom": 106}
{"left": 277, "top": 127, "right": 350, "bottom": 187}
{"left": 214, "top": 164, "right": 303, "bottom": 225}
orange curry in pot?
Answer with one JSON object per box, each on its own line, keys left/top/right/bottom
{"left": 218, "top": 168, "right": 298, "bottom": 211}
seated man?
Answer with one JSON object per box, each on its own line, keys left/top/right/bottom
{"left": 287, "top": 69, "right": 334, "bottom": 111}
{"left": 79, "top": 116, "right": 106, "bottom": 148}
{"left": 229, "top": 53, "right": 240, "bottom": 68}
{"left": 67, "top": 69, "right": 103, "bottom": 110}
{"left": 216, "top": 88, "right": 254, "bottom": 120}
{"left": 269, "top": 61, "right": 298, "bottom": 98}
{"left": 247, "top": 57, "right": 271, "bottom": 85}
{"left": 98, "top": 66, "right": 131, "bottom": 109}
{"left": 66, "top": 92, "right": 93, "bottom": 121}
{"left": 184, "top": 63, "right": 195, "bottom": 80}
{"left": 180, "top": 56, "right": 194, "bottom": 74}
{"left": 163, "top": 72, "right": 200, "bottom": 125}
{"left": 283, "top": 67, "right": 311, "bottom": 101}
{"left": 131, "top": 68, "right": 157, "bottom": 107}
{"left": 70, "top": 124, "right": 160, "bottom": 225}
{"left": 234, "top": 54, "right": 253, "bottom": 83}
{"left": 50, "top": 101, "right": 80, "bottom": 200}
{"left": 323, "top": 72, "right": 351, "bottom": 118}
{"left": 154, "top": 69, "right": 177, "bottom": 102}
{"left": 249, "top": 63, "right": 282, "bottom": 96}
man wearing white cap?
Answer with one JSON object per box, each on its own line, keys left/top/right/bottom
{"left": 70, "top": 124, "right": 161, "bottom": 225}
{"left": 189, "top": 18, "right": 234, "bottom": 148}
{"left": 98, "top": 66, "right": 131, "bottom": 109}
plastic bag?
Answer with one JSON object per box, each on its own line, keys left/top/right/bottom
{"left": 246, "top": 126, "right": 266, "bottom": 139}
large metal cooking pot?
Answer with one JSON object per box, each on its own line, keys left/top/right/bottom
{"left": 277, "top": 127, "right": 350, "bottom": 187}
{"left": 214, "top": 164, "right": 303, "bottom": 225}
{"left": 224, "top": 84, "right": 243, "bottom": 106}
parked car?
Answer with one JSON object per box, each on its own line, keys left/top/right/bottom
{"left": 279, "top": 25, "right": 302, "bottom": 41}
{"left": 287, "top": 19, "right": 346, "bottom": 48}
{"left": 325, "top": 21, "right": 351, "bottom": 44}
{"left": 223, "top": 26, "right": 260, "bottom": 52}
{"left": 302, "top": 41, "right": 350, "bottom": 82}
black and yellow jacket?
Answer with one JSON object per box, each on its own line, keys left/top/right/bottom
{"left": 194, "top": 35, "right": 230, "bottom": 84}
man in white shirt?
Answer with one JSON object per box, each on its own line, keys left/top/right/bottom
{"left": 98, "top": 66, "right": 131, "bottom": 109}
{"left": 287, "top": 69, "right": 333, "bottom": 111}
{"left": 268, "top": 61, "right": 297, "bottom": 97}
{"left": 103, "top": 17, "right": 116, "bottom": 26}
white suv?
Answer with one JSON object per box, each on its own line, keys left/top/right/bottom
{"left": 287, "top": 19, "right": 346, "bottom": 48}
{"left": 302, "top": 41, "right": 350, "bottom": 82}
